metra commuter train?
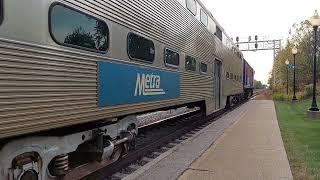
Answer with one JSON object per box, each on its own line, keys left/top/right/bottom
{"left": 0, "top": 0, "right": 254, "bottom": 179}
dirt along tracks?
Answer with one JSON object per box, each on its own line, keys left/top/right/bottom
{"left": 254, "top": 90, "right": 272, "bottom": 100}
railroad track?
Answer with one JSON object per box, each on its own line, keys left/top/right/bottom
{"left": 251, "top": 89, "right": 267, "bottom": 100}
{"left": 80, "top": 91, "right": 266, "bottom": 180}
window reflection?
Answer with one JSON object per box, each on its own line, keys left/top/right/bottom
{"left": 186, "top": 0, "right": 197, "bottom": 15}
{"left": 165, "top": 49, "right": 180, "bottom": 67}
{"left": 200, "top": 9, "right": 208, "bottom": 26}
{"left": 0, "top": 0, "right": 3, "bottom": 25}
{"left": 215, "top": 26, "right": 223, "bottom": 41}
{"left": 50, "top": 4, "right": 109, "bottom": 52}
{"left": 128, "top": 33, "right": 155, "bottom": 63}
{"left": 185, "top": 56, "right": 197, "bottom": 71}
{"left": 200, "top": 63, "right": 208, "bottom": 73}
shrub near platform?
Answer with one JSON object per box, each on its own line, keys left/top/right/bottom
{"left": 272, "top": 93, "right": 291, "bottom": 101}
{"left": 272, "top": 84, "right": 317, "bottom": 102}
{"left": 275, "top": 100, "right": 320, "bottom": 180}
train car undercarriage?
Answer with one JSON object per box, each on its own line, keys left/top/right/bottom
{"left": 0, "top": 116, "right": 137, "bottom": 180}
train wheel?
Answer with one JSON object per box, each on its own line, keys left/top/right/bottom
{"left": 127, "top": 125, "right": 137, "bottom": 151}
{"left": 110, "top": 145, "right": 123, "bottom": 162}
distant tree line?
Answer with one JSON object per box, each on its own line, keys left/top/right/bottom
{"left": 254, "top": 80, "right": 267, "bottom": 89}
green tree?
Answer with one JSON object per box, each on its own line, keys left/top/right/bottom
{"left": 269, "top": 19, "right": 319, "bottom": 93}
{"left": 254, "top": 80, "right": 267, "bottom": 89}
{"left": 64, "top": 27, "right": 96, "bottom": 49}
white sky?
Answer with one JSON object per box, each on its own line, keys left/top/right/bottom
{"left": 201, "top": 0, "right": 319, "bottom": 84}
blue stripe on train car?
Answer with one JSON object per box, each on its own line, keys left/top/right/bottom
{"left": 98, "top": 61, "right": 180, "bottom": 107}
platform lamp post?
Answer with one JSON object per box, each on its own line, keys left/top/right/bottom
{"left": 285, "top": 60, "right": 290, "bottom": 95}
{"left": 309, "top": 10, "right": 320, "bottom": 112}
{"left": 291, "top": 46, "right": 298, "bottom": 102}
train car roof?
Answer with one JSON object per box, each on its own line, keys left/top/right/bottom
{"left": 196, "top": 0, "right": 240, "bottom": 52}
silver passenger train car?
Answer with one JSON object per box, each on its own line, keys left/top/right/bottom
{"left": 0, "top": 0, "right": 245, "bottom": 179}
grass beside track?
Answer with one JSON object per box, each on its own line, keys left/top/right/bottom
{"left": 275, "top": 100, "right": 320, "bottom": 180}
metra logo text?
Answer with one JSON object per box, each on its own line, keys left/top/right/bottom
{"left": 134, "top": 73, "right": 166, "bottom": 96}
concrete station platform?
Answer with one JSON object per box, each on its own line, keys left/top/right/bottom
{"left": 125, "top": 98, "right": 293, "bottom": 180}
{"left": 179, "top": 100, "right": 293, "bottom": 180}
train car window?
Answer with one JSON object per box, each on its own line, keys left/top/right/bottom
{"left": 186, "top": 0, "right": 197, "bottom": 15}
{"left": 230, "top": 73, "right": 234, "bottom": 80}
{"left": 185, "top": 56, "right": 197, "bottom": 71}
{"left": 50, "top": 4, "right": 109, "bottom": 52}
{"left": 165, "top": 49, "right": 180, "bottom": 67}
{"left": 215, "top": 26, "right": 223, "bottom": 41}
{"left": 226, "top": 72, "right": 230, "bottom": 79}
{"left": 200, "top": 9, "right": 208, "bottom": 26}
{"left": 128, "top": 33, "right": 155, "bottom": 63}
{"left": 0, "top": 0, "right": 3, "bottom": 26}
{"left": 200, "top": 63, "right": 208, "bottom": 73}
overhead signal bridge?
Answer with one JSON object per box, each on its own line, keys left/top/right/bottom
{"left": 235, "top": 38, "right": 282, "bottom": 52}
{"left": 233, "top": 36, "right": 282, "bottom": 86}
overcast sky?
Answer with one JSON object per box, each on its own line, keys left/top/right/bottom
{"left": 201, "top": 0, "right": 319, "bottom": 84}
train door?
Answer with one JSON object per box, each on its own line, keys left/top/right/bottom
{"left": 214, "top": 60, "right": 222, "bottom": 109}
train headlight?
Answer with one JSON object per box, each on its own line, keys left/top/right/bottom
{"left": 20, "top": 170, "right": 38, "bottom": 180}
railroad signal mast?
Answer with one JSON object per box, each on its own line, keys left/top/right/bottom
{"left": 234, "top": 36, "right": 282, "bottom": 86}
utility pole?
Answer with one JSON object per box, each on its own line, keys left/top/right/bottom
{"left": 235, "top": 36, "right": 282, "bottom": 87}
